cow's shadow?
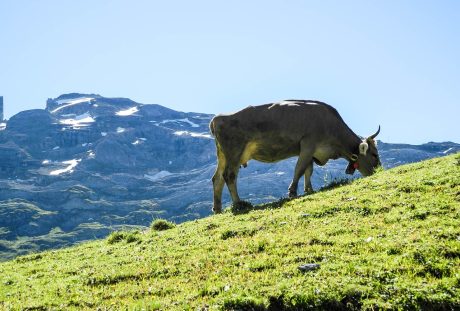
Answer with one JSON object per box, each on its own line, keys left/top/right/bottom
{"left": 228, "top": 179, "right": 353, "bottom": 215}
{"left": 229, "top": 197, "right": 292, "bottom": 215}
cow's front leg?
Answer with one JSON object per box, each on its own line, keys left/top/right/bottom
{"left": 288, "top": 144, "right": 314, "bottom": 198}
{"left": 304, "top": 161, "right": 314, "bottom": 194}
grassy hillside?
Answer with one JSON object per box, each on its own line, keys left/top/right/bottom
{"left": 0, "top": 154, "right": 459, "bottom": 310}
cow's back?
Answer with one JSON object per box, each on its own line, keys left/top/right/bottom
{"left": 213, "top": 100, "right": 342, "bottom": 139}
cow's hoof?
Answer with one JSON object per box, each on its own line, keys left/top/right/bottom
{"left": 213, "top": 207, "right": 223, "bottom": 214}
{"left": 231, "top": 200, "right": 253, "bottom": 214}
{"left": 288, "top": 191, "right": 297, "bottom": 198}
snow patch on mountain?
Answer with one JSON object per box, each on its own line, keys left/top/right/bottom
{"left": 59, "top": 113, "right": 95, "bottom": 128}
{"left": 144, "top": 170, "right": 173, "bottom": 182}
{"left": 49, "top": 159, "right": 81, "bottom": 176}
{"left": 442, "top": 147, "right": 453, "bottom": 154}
{"left": 157, "top": 118, "right": 200, "bottom": 128}
{"left": 173, "top": 131, "right": 212, "bottom": 139}
{"left": 52, "top": 97, "right": 94, "bottom": 113}
{"left": 116, "top": 107, "right": 139, "bottom": 116}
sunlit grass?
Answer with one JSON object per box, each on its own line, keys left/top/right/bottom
{"left": 0, "top": 153, "right": 459, "bottom": 310}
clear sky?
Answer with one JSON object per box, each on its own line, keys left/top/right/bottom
{"left": 0, "top": 0, "right": 459, "bottom": 144}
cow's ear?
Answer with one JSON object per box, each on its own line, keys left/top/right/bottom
{"left": 367, "top": 137, "right": 378, "bottom": 147}
{"left": 359, "top": 142, "right": 369, "bottom": 155}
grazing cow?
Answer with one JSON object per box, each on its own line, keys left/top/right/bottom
{"left": 209, "top": 100, "right": 381, "bottom": 213}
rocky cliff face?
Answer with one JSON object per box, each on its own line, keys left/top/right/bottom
{"left": 0, "top": 93, "right": 458, "bottom": 260}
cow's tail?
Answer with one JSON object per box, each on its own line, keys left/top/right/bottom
{"left": 209, "top": 116, "right": 219, "bottom": 138}
{"left": 209, "top": 119, "right": 215, "bottom": 137}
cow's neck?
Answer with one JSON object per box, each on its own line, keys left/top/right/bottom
{"left": 338, "top": 130, "right": 362, "bottom": 161}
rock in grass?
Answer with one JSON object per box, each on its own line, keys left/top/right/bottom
{"left": 298, "top": 263, "right": 320, "bottom": 272}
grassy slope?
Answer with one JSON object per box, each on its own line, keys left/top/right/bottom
{"left": 0, "top": 154, "right": 459, "bottom": 310}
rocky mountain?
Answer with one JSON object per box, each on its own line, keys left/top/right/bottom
{"left": 0, "top": 93, "right": 458, "bottom": 260}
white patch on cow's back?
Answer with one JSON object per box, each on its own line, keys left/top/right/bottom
{"left": 281, "top": 102, "right": 300, "bottom": 107}
{"left": 279, "top": 100, "right": 319, "bottom": 107}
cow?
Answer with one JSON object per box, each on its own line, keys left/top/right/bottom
{"left": 209, "top": 100, "right": 381, "bottom": 213}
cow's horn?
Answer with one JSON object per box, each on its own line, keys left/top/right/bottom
{"left": 369, "top": 125, "right": 381, "bottom": 140}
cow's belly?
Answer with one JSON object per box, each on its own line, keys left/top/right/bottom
{"left": 241, "top": 141, "right": 299, "bottom": 164}
{"left": 313, "top": 145, "right": 339, "bottom": 166}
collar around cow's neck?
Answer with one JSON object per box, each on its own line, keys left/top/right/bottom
{"left": 349, "top": 153, "right": 358, "bottom": 162}
{"left": 343, "top": 141, "right": 361, "bottom": 165}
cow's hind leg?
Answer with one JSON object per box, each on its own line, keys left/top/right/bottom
{"left": 288, "top": 142, "right": 314, "bottom": 198}
{"left": 303, "top": 161, "right": 314, "bottom": 194}
{"left": 223, "top": 158, "right": 242, "bottom": 206}
{"left": 212, "top": 148, "right": 226, "bottom": 213}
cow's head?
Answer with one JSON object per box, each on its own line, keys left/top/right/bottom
{"left": 346, "top": 126, "right": 381, "bottom": 176}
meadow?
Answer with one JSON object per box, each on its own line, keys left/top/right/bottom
{"left": 0, "top": 153, "right": 459, "bottom": 310}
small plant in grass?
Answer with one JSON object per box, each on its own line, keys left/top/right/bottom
{"left": 125, "top": 231, "right": 141, "bottom": 243}
{"left": 221, "top": 229, "right": 239, "bottom": 240}
{"left": 151, "top": 219, "right": 175, "bottom": 231}
{"left": 107, "top": 231, "right": 126, "bottom": 244}
{"left": 107, "top": 231, "right": 141, "bottom": 244}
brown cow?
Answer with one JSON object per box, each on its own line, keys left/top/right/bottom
{"left": 209, "top": 100, "right": 381, "bottom": 213}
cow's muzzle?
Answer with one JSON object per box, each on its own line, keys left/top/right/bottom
{"left": 345, "top": 162, "right": 357, "bottom": 175}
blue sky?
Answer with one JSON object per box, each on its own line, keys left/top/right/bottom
{"left": 0, "top": 0, "right": 459, "bottom": 144}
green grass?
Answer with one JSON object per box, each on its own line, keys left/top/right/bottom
{"left": 0, "top": 153, "right": 459, "bottom": 310}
